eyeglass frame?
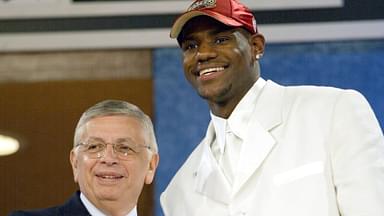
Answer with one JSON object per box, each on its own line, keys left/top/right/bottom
{"left": 75, "top": 138, "right": 152, "bottom": 160}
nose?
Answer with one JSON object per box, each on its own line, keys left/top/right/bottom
{"left": 98, "top": 144, "right": 119, "bottom": 165}
{"left": 196, "top": 43, "right": 217, "bottom": 63}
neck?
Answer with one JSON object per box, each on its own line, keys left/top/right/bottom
{"left": 209, "top": 102, "right": 235, "bottom": 119}
{"left": 208, "top": 84, "right": 252, "bottom": 119}
{"left": 209, "top": 73, "right": 259, "bottom": 118}
{"left": 95, "top": 199, "right": 135, "bottom": 216}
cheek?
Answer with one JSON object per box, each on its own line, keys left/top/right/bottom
{"left": 237, "top": 43, "right": 253, "bottom": 62}
{"left": 183, "top": 64, "right": 195, "bottom": 85}
{"left": 182, "top": 60, "right": 189, "bottom": 73}
{"left": 231, "top": 50, "right": 250, "bottom": 70}
{"left": 183, "top": 53, "right": 195, "bottom": 70}
{"left": 183, "top": 69, "right": 193, "bottom": 83}
{"left": 233, "top": 47, "right": 247, "bottom": 59}
{"left": 128, "top": 157, "right": 151, "bottom": 176}
{"left": 77, "top": 159, "right": 95, "bottom": 179}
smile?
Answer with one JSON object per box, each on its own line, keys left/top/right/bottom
{"left": 95, "top": 171, "right": 125, "bottom": 181}
{"left": 199, "top": 67, "right": 225, "bottom": 76}
{"left": 96, "top": 175, "right": 123, "bottom": 179}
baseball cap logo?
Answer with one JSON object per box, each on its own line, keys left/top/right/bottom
{"left": 170, "top": 0, "right": 258, "bottom": 39}
{"left": 188, "top": 0, "right": 216, "bottom": 11}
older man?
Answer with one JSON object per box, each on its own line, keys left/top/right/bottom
{"left": 10, "top": 100, "right": 159, "bottom": 216}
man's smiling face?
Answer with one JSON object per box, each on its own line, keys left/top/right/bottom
{"left": 180, "top": 16, "right": 261, "bottom": 110}
{"left": 70, "top": 115, "right": 157, "bottom": 211}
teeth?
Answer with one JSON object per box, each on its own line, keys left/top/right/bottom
{"left": 199, "top": 67, "right": 224, "bottom": 76}
{"left": 100, "top": 175, "right": 121, "bottom": 179}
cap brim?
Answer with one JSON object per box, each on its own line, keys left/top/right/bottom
{"left": 170, "top": 10, "right": 244, "bottom": 39}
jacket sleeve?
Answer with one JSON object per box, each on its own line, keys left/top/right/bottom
{"left": 329, "top": 89, "right": 384, "bottom": 216}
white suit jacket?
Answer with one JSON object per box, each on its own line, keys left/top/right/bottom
{"left": 160, "top": 80, "right": 384, "bottom": 216}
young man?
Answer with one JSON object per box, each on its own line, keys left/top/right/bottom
{"left": 10, "top": 100, "right": 159, "bottom": 216}
{"left": 161, "top": 0, "right": 384, "bottom": 215}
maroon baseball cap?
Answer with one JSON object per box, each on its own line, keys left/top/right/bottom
{"left": 170, "top": 0, "right": 258, "bottom": 39}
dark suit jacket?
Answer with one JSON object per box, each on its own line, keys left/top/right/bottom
{"left": 8, "top": 191, "right": 90, "bottom": 216}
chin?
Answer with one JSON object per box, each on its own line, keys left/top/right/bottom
{"left": 198, "top": 86, "right": 230, "bottom": 102}
{"left": 94, "top": 189, "right": 121, "bottom": 201}
{"left": 97, "top": 193, "right": 120, "bottom": 201}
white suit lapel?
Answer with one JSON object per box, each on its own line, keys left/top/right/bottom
{"left": 233, "top": 80, "right": 284, "bottom": 193}
{"left": 193, "top": 81, "right": 285, "bottom": 203}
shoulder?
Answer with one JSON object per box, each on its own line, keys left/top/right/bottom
{"left": 265, "top": 81, "right": 378, "bottom": 129}
{"left": 8, "top": 192, "right": 89, "bottom": 216}
{"left": 8, "top": 207, "right": 59, "bottom": 216}
{"left": 272, "top": 80, "right": 365, "bottom": 100}
{"left": 269, "top": 80, "right": 368, "bottom": 110}
{"left": 280, "top": 82, "right": 345, "bottom": 98}
{"left": 160, "top": 141, "right": 206, "bottom": 207}
{"left": 164, "top": 141, "right": 205, "bottom": 187}
{"left": 58, "top": 191, "right": 90, "bottom": 215}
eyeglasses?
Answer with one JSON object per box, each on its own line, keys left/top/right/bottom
{"left": 76, "top": 139, "right": 151, "bottom": 160}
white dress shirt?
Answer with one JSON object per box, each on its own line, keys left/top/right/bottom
{"left": 80, "top": 192, "right": 137, "bottom": 216}
{"left": 210, "top": 78, "right": 267, "bottom": 184}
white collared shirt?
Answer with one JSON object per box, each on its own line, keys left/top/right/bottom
{"left": 80, "top": 193, "right": 137, "bottom": 216}
{"left": 210, "top": 78, "right": 267, "bottom": 184}
{"left": 210, "top": 114, "right": 227, "bottom": 159}
{"left": 210, "top": 77, "right": 267, "bottom": 158}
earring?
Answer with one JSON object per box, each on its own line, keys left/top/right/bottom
{"left": 255, "top": 53, "right": 263, "bottom": 60}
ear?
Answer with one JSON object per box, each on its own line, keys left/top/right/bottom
{"left": 70, "top": 149, "right": 79, "bottom": 183}
{"left": 250, "top": 33, "right": 265, "bottom": 61}
{"left": 144, "top": 153, "right": 159, "bottom": 185}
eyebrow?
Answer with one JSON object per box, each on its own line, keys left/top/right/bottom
{"left": 115, "top": 137, "right": 136, "bottom": 144}
{"left": 86, "top": 136, "right": 135, "bottom": 144}
{"left": 86, "top": 137, "right": 104, "bottom": 142}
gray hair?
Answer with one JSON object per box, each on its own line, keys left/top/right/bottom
{"left": 74, "top": 99, "right": 158, "bottom": 153}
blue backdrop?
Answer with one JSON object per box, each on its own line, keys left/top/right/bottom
{"left": 153, "top": 39, "right": 384, "bottom": 216}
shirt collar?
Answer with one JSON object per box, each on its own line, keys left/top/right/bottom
{"left": 80, "top": 192, "right": 137, "bottom": 216}
{"left": 227, "top": 77, "right": 266, "bottom": 138}
{"left": 210, "top": 77, "right": 266, "bottom": 153}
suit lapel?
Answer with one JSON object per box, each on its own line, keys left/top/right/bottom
{"left": 193, "top": 81, "right": 285, "bottom": 203}
{"left": 233, "top": 80, "right": 284, "bottom": 193}
{"left": 59, "top": 191, "right": 91, "bottom": 215}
